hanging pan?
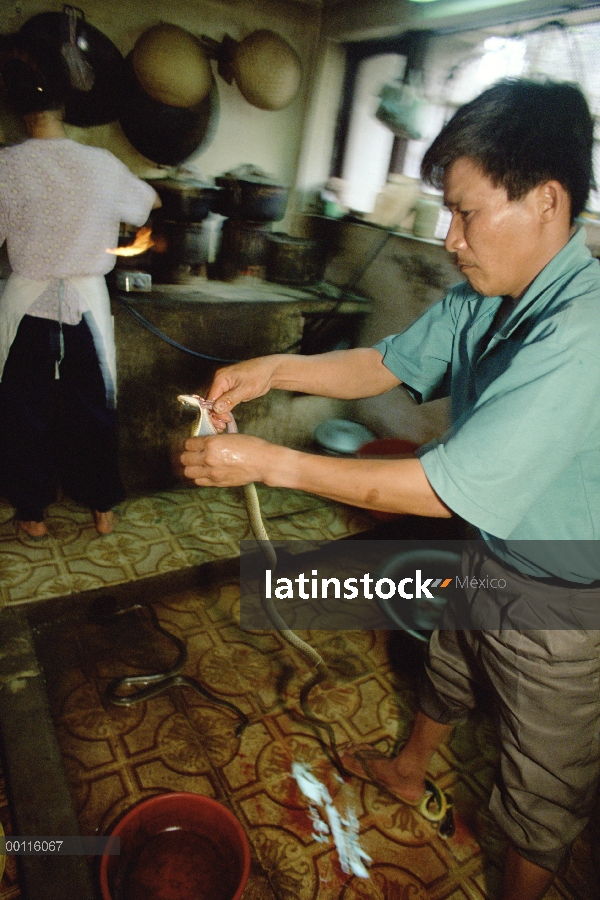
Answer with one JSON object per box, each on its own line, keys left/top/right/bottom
{"left": 118, "top": 54, "right": 219, "bottom": 167}
{"left": 19, "top": 5, "right": 125, "bottom": 126}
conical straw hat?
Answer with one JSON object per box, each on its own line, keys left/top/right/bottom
{"left": 132, "top": 23, "right": 212, "bottom": 108}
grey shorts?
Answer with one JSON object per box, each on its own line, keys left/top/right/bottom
{"left": 419, "top": 544, "right": 600, "bottom": 873}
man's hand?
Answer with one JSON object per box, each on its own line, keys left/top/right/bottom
{"left": 180, "top": 433, "right": 276, "bottom": 487}
{"left": 205, "top": 356, "right": 282, "bottom": 429}
{"left": 180, "top": 433, "right": 451, "bottom": 520}
{"left": 203, "top": 348, "right": 401, "bottom": 432}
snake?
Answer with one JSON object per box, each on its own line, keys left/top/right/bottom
{"left": 104, "top": 598, "right": 249, "bottom": 735}
{"left": 178, "top": 395, "right": 326, "bottom": 665}
{"left": 106, "top": 393, "right": 451, "bottom": 830}
{"left": 177, "top": 394, "right": 354, "bottom": 771}
{"left": 103, "top": 394, "right": 329, "bottom": 748}
{"left": 179, "top": 395, "right": 456, "bottom": 833}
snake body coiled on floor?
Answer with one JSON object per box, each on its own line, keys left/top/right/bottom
{"left": 104, "top": 598, "right": 249, "bottom": 734}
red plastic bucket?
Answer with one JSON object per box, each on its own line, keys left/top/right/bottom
{"left": 357, "top": 438, "right": 420, "bottom": 520}
{"left": 99, "top": 792, "right": 251, "bottom": 900}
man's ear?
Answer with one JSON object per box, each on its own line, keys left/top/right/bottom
{"left": 536, "top": 180, "right": 569, "bottom": 223}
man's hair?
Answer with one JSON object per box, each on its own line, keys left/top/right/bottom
{"left": 1, "top": 38, "right": 68, "bottom": 116}
{"left": 421, "top": 78, "right": 594, "bottom": 222}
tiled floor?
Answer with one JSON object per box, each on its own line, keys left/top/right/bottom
{"left": 0, "top": 484, "right": 374, "bottom": 607}
{"left": 1, "top": 486, "right": 599, "bottom": 899}
{"left": 29, "top": 562, "right": 600, "bottom": 900}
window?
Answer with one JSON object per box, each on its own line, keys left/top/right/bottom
{"left": 336, "top": 10, "right": 600, "bottom": 217}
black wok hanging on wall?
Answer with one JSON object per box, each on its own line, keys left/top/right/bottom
{"left": 19, "top": 5, "right": 125, "bottom": 126}
{"left": 118, "top": 57, "right": 218, "bottom": 167}
{"left": 117, "top": 23, "right": 219, "bottom": 167}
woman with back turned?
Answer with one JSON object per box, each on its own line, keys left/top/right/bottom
{"left": 0, "top": 39, "right": 158, "bottom": 537}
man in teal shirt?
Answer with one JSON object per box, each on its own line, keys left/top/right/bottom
{"left": 181, "top": 79, "right": 598, "bottom": 899}
{"left": 378, "top": 225, "right": 600, "bottom": 578}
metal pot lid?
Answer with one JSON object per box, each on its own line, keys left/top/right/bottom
{"left": 19, "top": 7, "right": 125, "bottom": 127}
{"left": 147, "top": 177, "right": 218, "bottom": 192}
{"left": 313, "top": 419, "right": 375, "bottom": 455}
{"left": 218, "top": 164, "right": 287, "bottom": 187}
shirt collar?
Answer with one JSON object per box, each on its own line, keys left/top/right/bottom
{"left": 495, "top": 228, "right": 592, "bottom": 338}
{"left": 523, "top": 227, "right": 590, "bottom": 299}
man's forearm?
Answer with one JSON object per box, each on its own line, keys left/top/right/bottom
{"left": 264, "top": 447, "right": 452, "bottom": 518}
{"left": 269, "top": 347, "right": 401, "bottom": 399}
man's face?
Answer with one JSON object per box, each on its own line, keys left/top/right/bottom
{"left": 443, "top": 157, "right": 547, "bottom": 299}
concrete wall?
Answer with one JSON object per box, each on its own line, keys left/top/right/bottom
{"left": 112, "top": 285, "right": 360, "bottom": 493}
{"left": 292, "top": 35, "right": 345, "bottom": 205}
{"left": 0, "top": 0, "right": 322, "bottom": 194}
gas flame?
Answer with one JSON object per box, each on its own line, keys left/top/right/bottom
{"left": 106, "top": 226, "right": 154, "bottom": 257}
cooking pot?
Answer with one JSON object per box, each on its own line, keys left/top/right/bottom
{"left": 151, "top": 217, "right": 224, "bottom": 283}
{"left": 19, "top": 6, "right": 125, "bottom": 126}
{"left": 118, "top": 55, "right": 219, "bottom": 167}
{"left": 215, "top": 168, "right": 289, "bottom": 221}
{"left": 217, "top": 219, "right": 271, "bottom": 280}
{"left": 146, "top": 177, "right": 222, "bottom": 221}
{"left": 265, "top": 233, "right": 325, "bottom": 285}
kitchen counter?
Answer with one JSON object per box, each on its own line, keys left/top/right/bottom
{"left": 140, "top": 277, "right": 369, "bottom": 309}
{"left": 111, "top": 278, "right": 370, "bottom": 493}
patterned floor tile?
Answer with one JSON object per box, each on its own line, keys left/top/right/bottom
{"left": 3, "top": 488, "right": 599, "bottom": 899}
{"left": 0, "top": 483, "right": 371, "bottom": 607}
{"left": 25, "top": 572, "right": 600, "bottom": 900}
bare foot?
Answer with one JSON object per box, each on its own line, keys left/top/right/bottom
{"left": 340, "top": 743, "right": 427, "bottom": 804}
{"left": 17, "top": 519, "right": 48, "bottom": 539}
{"left": 93, "top": 510, "right": 118, "bottom": 535}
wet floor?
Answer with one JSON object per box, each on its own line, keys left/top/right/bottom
{"left": 0, "top": 487, "right": 599, "bottom": 898}
{"left": 27, "top": 562, "right": 600, "bottom": 900}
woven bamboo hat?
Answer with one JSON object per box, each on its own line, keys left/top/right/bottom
{"left": 132, "top": 23, "right": 212, "bottom": 108}
{"left": 232, "top": 30, "right": 301, "bottom": 111}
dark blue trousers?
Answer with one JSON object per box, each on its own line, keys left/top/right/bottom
{"left": 0, "top": 314, "right": 124, "bottom": 521}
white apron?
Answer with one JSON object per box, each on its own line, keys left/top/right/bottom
{"left": 0, "top": 273, "right": 117, "bottom": 408}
